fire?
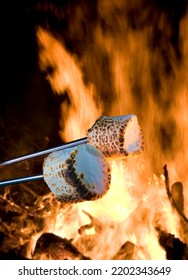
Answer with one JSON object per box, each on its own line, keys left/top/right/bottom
{"left": 35, "top": 4, "right": 188, "bottom": 258}
{"left": 37, "top": 27, "right": 101, "bottom": 142}
{"left": 1, "top": 1, "right": 187, "bottom": 260}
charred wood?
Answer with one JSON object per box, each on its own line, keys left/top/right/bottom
{"left": 32, "top": 232, "right": 91, "bottom": 260}
{"left": 171, "top": 182, "right": 184, "bottom": 212}
{"left": 156, "top": 227, "right": 188, "bottom": 260}
{"left": 0, "top": 233, "right": 30, "bottom": 260}
{"left": 0, "top": 232, "right": 5, "bottom": 247}
{"left": 0, "top": 250, "right": 30, "bottom": 260}
{"left": 163, "top": 165, "right": 188, "bottom": 223}
{"left": 111, "top": 241, "right": 137, "bottom": 260}
{"left": 170, "top": 181, "right": 188, "bottom": 243}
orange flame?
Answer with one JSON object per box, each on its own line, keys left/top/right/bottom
{"left": 37, "top": 27, "right": 101, "bottom": 141}
{"left": 36, "top": 1, "right": 188, "bottom": 259}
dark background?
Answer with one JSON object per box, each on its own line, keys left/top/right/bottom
{"left": 1, "top": 0, "right": 188, "bottom": 161}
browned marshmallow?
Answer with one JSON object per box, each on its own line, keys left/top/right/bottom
{"left": 87, "top": 114, "right": 143, "bottom": 157}
{"left": 43, "top": 144, "right": 111, "bottom": 203}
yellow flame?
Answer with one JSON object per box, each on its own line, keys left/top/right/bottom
{"left": 36, "top": 1, "right": 188, "bottom": 259}
{"left": 37, "top": 27, "right": 101, "bottom": 141}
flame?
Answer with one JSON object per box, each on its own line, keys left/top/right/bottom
{"left": 35, "top": 0, "right": 188, "bottom": 259}
{"left": 37, "top": 27, "right": 101, "bottom": 141}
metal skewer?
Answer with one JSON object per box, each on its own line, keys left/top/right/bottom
{"left": 0, "top": 137, "right": 87, "bottom": 168}
{"left": 0, "top": 137, "right": 87, "bottom": 187}
{"left": 0, "top": 174, "right": 44, "bottom": 187}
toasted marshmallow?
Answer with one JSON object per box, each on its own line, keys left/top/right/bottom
{"left": 87, "top": 114, "right": 143, "bottom": 157}
{"left": 43, "top": 144, "right": 111, "bottom": 203}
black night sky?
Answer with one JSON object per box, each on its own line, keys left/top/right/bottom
{"left": 1, "top": 0, "right": 188, "bottom": 162}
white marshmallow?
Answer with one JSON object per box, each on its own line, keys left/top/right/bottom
{"left": 87, "top": 114, "right": 143, "bottom": 157}
{"left": 43, "top": 144, "right": 111, "bottom": 203}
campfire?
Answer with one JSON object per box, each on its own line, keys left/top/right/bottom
{"left": 0, "top": 0, "right": 188, "bottom": 260}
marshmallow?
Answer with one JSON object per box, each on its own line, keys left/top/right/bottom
{"left": 87, "top": 114, "right": 143, "bottom": 157}
{"left": 43, "top": 144, "right": 111, "bottom": 203}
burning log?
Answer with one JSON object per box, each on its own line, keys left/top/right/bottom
{"left": 156, "top": 228, "right": 188, "bottom": 260}
{"left": 32, "top": 233, "right": 91, "bottom": 260}
{"left": 170, "top": 182, "right": 188, "bottom": 244}
{"left": 163, "top": 165, "right": 188, "bottom": 245}
{"left": 163, "top": 165, "right": 188, "bottom": 223}
{"left": 171, "top": 182, "right": 184, "bottom": 212}
{"left": 111, "top": 241, "right": 137, "bottom": 260}
{"left": 112, "top": 241, "right": 152, "bottom": 260}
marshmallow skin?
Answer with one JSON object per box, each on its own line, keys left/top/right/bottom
{"left": 87, "top": 114, "right": 143, "bottom": 157}
{"left": 43, "top": 144, "right": 111, "bottom": 203}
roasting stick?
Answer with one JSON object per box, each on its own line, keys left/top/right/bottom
{"left": 0, "top": 138, "right": 87, "bottom": 187}
{"left": 0, "top": 137, "right": 87, "bottom": 168}
{"left": 0, "top": 114, "right": 143, "bottom": 189}
{"left": 0, "top": 174, "right": 44, "bottom": 187}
